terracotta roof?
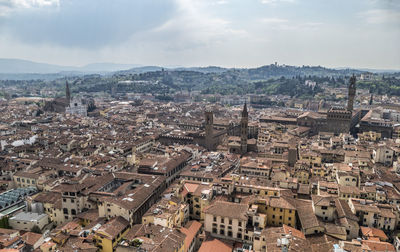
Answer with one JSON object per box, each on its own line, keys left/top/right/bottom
{"left": 180, "top": 221, "right": 202, "bottom": 252}
{"left": 21, "top": 232, "right": 42, "bottom": 247}
{"left": 362, "top": 240, "right": 395, "bottom": 252}
{"left": 198, "top": 237, "right": 233, "bottom": 252}
{"left": 283, "top": 224, "right": 305, "bottom": 239}
{"left": 360, "top": 226, "right": 388, "bottom": 241}
{"left": 96, "top": 216, "right": 129, "bottom": 240}
{"left": 267, "top": 196, "right": 296, "bottom": 210}
{"left": 312, "top": 195, "right": 336, "bottom": 207}
{"left": 203, "top": 201, "right": 248, "bottom": 221}
{"left": 296, "top": 200, "right": 321, "bottom": 230}
{"left": 184, "top": 183, "right": 200, "bottom": 194}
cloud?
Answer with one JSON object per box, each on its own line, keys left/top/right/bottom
{"left": 359, "top": 9, "right": 400, "bottom": 24}
{"left": 260, "top": 18, "right": 288, "bottom": 24}
{"left": 0, "top": 0, "right": 176, "bottom": 48}
{"left": 260, "top": 0, "right": 295, "bottom": 5}
{"left": 260, "top": 17, "right": 322, "bottom": 30}
{"left": 137, "top": 0, "right": 246, "bottom": 51}
{"left": 12, "top": 0, "right": 59, "bottom": 8}
{"left": 0, "top": 0, "right": 59, "bottom": 15}
{"left": 0, "top": 0, "right": 398, "bottom": 69}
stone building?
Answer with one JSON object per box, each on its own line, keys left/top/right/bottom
{"left": 66, "top": 96, "right": 88, "bottom": 117}
{"left": 203, "top": 110, "right": 227, "bottom": 151}
{"left": 240, "top": 103, "right": 248, "bottom": 154}
{"left": 43, "top": 81, "right": 70, "bottom": 113}
{"left": 228, "top": 103, "right": 257, "bottom": 154}
{"left": 320, "top": 75, "right": 361, "bottom": 135}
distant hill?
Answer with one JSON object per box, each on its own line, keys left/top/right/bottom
{"left": 0, "top": 58, "right": 71, "bottom": 74}
{"left": 2, "top": 58, "right": 398, "bottom": 81}
{"left": 0, "top": 58, "right": 141, "bottom": 74}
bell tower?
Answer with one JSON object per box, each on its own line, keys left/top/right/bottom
{"left": 240, "top": 103, "right": 248, "bottom": 155}
{"left": 204, "top": 110, "right": 214, "bottom": 150}
{"left": 347, "top": 75, "right": 356, "bottom": 111}
{"left": 66, "top": 81, "right": 71, "bottom": 102}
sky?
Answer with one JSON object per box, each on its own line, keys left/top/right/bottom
{"left": 0, "top": 0, "right": 399, "bottom": 69}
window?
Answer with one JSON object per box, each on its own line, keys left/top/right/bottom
{"left": 213, "top": 216, "right": 217, "bottom": 222}
{"left": 63, "top": 199, "right": 66, "bottom": 202}
{"left": 71, "top": 199, "right": 75, "bottom": 203}
{"left": 229, "top": 219, "right": 232, "bottom": 225}
{"left": 71, "top": 209, "right": 76, "bottom": 215}
{"left": 220, "top": 230, "right": 224, "bottom": 235}
{"left": 63, "top": 208, "right": 68, "bottom": 214}
{"left": 288, "top": 217, "right": 291, "bottom": 221}
{"left": 279, "top": 216, "right": 282, "bottom": 220}
{"left": 212, "top": 228, "right": 217, "bottom": 233}
{"left": 237, "top": 233, "right": 242, "bottom": 239}
{"left": 272, "top": 215, "right": 275, "bottom": 219}
{"left": 239, "top": 222, "right": 242, "bottom": 227}
{"left": 221, "top": 218, "right": 224, "bottom": 223}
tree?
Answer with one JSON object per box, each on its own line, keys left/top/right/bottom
{"left": 31, "top": 225, "right": 42, "bottom": 234}
{"left": 131, "top": 238, "right": 142, "bottom": 247}
{"left": 0, "top": 216, "right": 9, "bottom": 229}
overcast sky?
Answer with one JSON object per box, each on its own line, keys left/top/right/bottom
{"left": 0, "top": 0, "right": 399, "bottom": 69}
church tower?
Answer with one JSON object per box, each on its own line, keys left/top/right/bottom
{"left": 66, "top": 81, "right": 71, "bottom": 102}
{"left": 347, "top": 75, "right": 356, "bottom": 111}
{"left": 204, "top": 110, "right": 214, "bottom": 150}
{"left": 240, "top": 103, "right": 248, "bottom": 155}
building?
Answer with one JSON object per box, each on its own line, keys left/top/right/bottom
{"left": 13, "top": 171, "right": 39, "bottom": 188}
{"left": 93, "top": 216, "right": 130, "bottom": 252}
{"left": 66, "top": 97, "right": 88, "bottom": 117}
{"left": 326, "top": 107, "right": 352, "bottom": 134}
{"left": 241, "top": 103, "right": 248, "bottom": 154}
{"left": 9, "top": 212, "right": 49, "bottom": 232}
{"left": 116, "top": 223, "right": 186, "bottom": 252}
{"left": 203, "top": 201, "right": 249, "bottom": 242}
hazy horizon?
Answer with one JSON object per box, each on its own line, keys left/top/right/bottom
{"left": 0, "top": 0, "right": 399, "bottom": 69}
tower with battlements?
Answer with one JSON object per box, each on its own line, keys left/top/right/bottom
{"left": 66, "top": 81, "right": 71, "bottom": 102}
{"left": 205, "top": 110, "right": 214, "bottom": 150}
{"left": 326, "top": 75, "right": 358, "bottom": 134}
{"left": 347, "top": 75, "right": 356, "bottom": 111}
{"left": 240, "top": 103, "right": 248, "bottom": 154}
